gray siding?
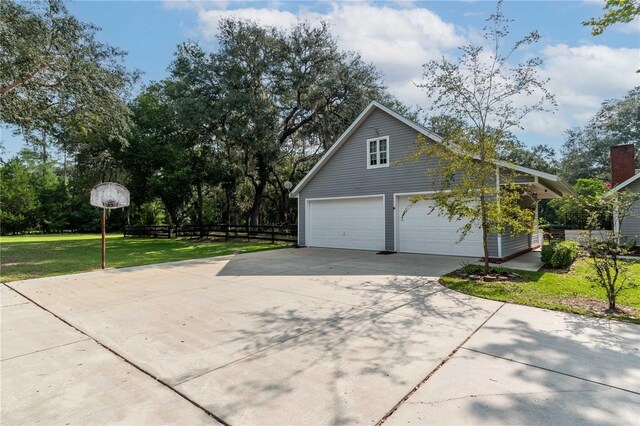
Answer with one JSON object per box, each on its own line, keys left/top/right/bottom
{"left": 620, "top": 178, "right": 640, "bottom": 245}
{"left": 501, "top": 232, "right": 530, "bottom": 257}
{"left": 298, "top": 108, "right": 499, "bottom": 257}
{"left": 488, "top": 234, "right": 499, "bottom": 256}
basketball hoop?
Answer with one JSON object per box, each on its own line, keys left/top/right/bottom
{"left": 90, "top": 182, "right": 130, "bottom": 269}
{"left": 90, "top": 182, "right": 130, "bottom": 209}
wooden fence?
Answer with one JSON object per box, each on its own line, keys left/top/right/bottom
{"left": 123, "top": 224, "right": 297, "bottom": 243}
{"left": 123, "top": 225, "right": 173, "bottom": 239}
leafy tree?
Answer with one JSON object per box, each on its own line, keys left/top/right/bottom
{"left": 0, "top": 149, "right": 81, "bottom": 234}
{"left": 501, "top": 143, "right": 559, "bottom": 174}
{"left": 583, "top": 191, "right": 639, "bottom": 312}
{"left": 560, "top": 87, "right": 639, "bottom": 183}
{"left": 175, "top": 19, "right": 389, "bottom": 225}
{"left": 123, "top": 84, "right": 194, "bottom": 226}
{"left": 415, "top": 0, "right": 554, "bottom": 270}
{"left": 0, "top": 157, "right": 39, "bottom": 233}
{"left": 0, "top": 0, "right": 137, "bottom": 158}
{"left": 547, "top": 178, "right": 610, "bottom": 229}
{"left": 583, "top": 0, "right": 640, "bottom": 35}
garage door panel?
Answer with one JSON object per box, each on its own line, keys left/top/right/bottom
{"left": 397, "top": 196, "right": 482, "bottom": 257}
{"left": 308, "top": 197, "right": 385, "bottom": 251}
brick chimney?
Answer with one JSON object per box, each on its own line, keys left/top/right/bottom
{"left": 610, "top": 144, "right": 636, "bottom": 186}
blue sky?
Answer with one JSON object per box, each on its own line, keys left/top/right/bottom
{"left": 3, "top": 0, "right": 639, "bottom": 158}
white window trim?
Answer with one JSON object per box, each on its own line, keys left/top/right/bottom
{"left": 366, "top": 136, "right": 390, "bottom": 169}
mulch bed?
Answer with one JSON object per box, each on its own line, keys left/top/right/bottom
{"left": 555, "top": 297, "right": 640, "bottom": 317}
{"left": 454, "top": 268, "right": 521, "bottom": 283}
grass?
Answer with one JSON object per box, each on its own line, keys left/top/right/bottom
{"left": 440, "top": 258, "right": 640, "bottom": 324}
{"left": 0, "top": 233, "right": 289, "bottom": 283}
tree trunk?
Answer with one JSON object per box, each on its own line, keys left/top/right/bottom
{"left": 249, "top": 165, "right": 270, "bottom": 227}
{"left": 194, "top": 181, "right": 203, "bottom": 224}
{"left": 480, "top": 193, "right": 490, "bottom": 273}
{"left": 225, "top": 189, "right": 232, "bottom": 224}
{"left": 164, "top": 200, "right": 180, "bottom": 228}
{"left": 608, "top": 295, "right": 616, "bottom": 312}
{"left": 279, "top": 190, "right": 288, "bottom": 224}
{"left": 249, "top": 179, "right": 266, "bottom": 226}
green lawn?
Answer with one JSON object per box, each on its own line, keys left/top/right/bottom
{"left": 440, "top": 259, "right": 640, "bottom": 323}
{"left": 0, "top": 233, "right": 289, "bottom": 283}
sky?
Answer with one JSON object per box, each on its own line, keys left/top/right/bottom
{"left": 2, "top": 0, "right": 639, "bottom": 158}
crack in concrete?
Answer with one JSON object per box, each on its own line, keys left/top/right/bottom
{"left": 1, "top": 338, "right": 90, "bottom": 362}
{"left": 462, "top": 347, "right": 640, "bottom": 396}
{"left": 408, "top": 388, "right": 606, "bottom": 405}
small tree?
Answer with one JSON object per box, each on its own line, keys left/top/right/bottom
{"left": 414, "top": 0, "right": 554, "bottom": 271}
{"left": 583, "top": 0, "right": 640, "bottom": 36}
{"left": 583, "top": 190, "right": 639, "bottom": 312}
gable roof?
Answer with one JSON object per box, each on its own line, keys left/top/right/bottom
{"left": 609, "top": 172, "right": 640, "bottom": 193}
{"left": 290, "top": 101, "right": 576, "bottom": 197}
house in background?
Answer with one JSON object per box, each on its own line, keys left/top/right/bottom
{"left": 609, "top": 144, "right": 640, "bottom": 245}
{"left": 290, "top": 101, "right": 576, "bottom": 260}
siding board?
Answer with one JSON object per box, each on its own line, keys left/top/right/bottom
{"left": 620, "top": 178, "right": 640, "bottom": 245}
{"left": 298, "top": 108, "right": 501, "bottom": 257}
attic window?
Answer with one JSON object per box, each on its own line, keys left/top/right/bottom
{"left": 367, "top": 136, "right": 389, "bottom": 169}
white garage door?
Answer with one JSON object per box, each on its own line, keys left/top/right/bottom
{"left": 307, "top": 196, "right": 385, "bottom": 251}
{"left": 397, "top": 195, "right": 483, "bottom": 257}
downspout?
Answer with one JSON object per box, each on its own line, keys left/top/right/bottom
{"left": 613, "top": 203, "right": 620, "bottom": 244}
{"left": 496, "top": 166, "right": 503, "bottom": 259}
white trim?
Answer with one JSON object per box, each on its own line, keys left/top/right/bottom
{"left": 297, "top": 197, "right": 301, "bottom": 246}
{"left": 613, "top": 206, "right": 620, "bottom": 244}
{"left": 305, "top": 198, "right": 310, "bottom": 247}
{"left": 366, "top": 136, "right": 390, "bottom": 169}
{"left": 393, "top": 190, "right": 444, "bottom": 197}
{"left": 609, "top": 173, "right": 640, "bottom": 193}
{"left": 305, "top": 194, "right": 385, "bottom": 250}
{"left": 393, "top": 195, "right": 398, "bottom": 252}
{"left": 393, "top": 191, "right": 451, "bottom": 252}
{"left": 305, "top": 194, "right": 385, "bottom": 202}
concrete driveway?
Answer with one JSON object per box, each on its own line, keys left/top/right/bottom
{"left": 2, "top": 247, "right": 639, "bottom": 425}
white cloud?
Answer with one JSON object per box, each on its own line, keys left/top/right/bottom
{"left": 189, "top": 2, "right": 465, "bottom": 107}
{"left": 614, "top": 18, "right": 640, "bottom": 34}
{"left": 197, "top": 7, "right": 301, "bottom": 39}
{"left": 520, "top": 44, "right": 640, "bottom": 137}
{"left": 174, "top": 1, "right": 639, "bottom": 147}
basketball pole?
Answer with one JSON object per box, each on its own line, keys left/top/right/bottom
{"left": 101, "top": 207, "right": 106, "bottom": 269}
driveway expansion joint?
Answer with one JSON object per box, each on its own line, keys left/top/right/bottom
{"left": 375, "top": 302, "right": 506, "bottom": 426}
{"left": 461, "top": 347, "right": 640, "bottom": 396}
{"left": 173, "top": 295, "right": 421, "bottom": 387}
{"left": 2, "top": 283, "right": 230, "bottom": 426}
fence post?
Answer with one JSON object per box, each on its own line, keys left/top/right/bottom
{"left": 225, "top": 224, "right": 230, "bottom": 241}
{"left": 167, "top": 225, "right": 171, "bottom": 239}
{"left": 271, "top": 226, "right": 275, "bottom": 244}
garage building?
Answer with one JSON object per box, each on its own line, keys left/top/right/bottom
{"left": 290, "top": 101, "right": 575, "bottom": 260}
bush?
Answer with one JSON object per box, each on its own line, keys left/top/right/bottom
{"left": 541, "top": 241, "right": 580, "bottom": 269}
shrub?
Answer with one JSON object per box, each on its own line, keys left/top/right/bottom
{"left": 541, "top": 241, "right": 580, "bottom": 269}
